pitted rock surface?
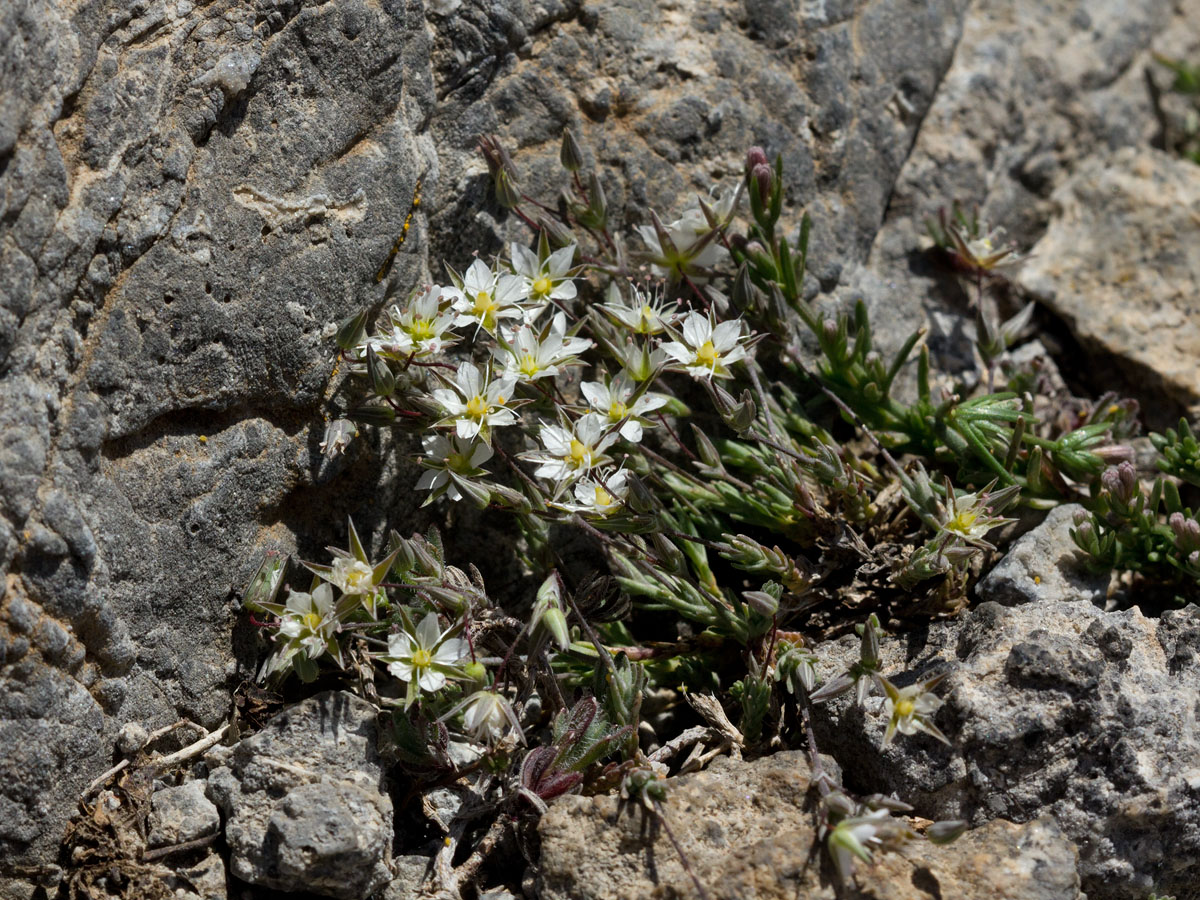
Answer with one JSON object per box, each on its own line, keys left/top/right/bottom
{"left": 812, "top": 598, "right": 1200, "bottom": 899}
{"left": 206, "top": 691, "right": 392, "bottom": 899}
{"left": 538, "top": 750, "right": 1082, "bottom": 900}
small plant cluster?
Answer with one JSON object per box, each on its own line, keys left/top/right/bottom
{"left": 1154, "top": 53, "right": 1200, "bottom": 164}
{"left": 239, "top": 131, "right": 1197, "bottom": 894}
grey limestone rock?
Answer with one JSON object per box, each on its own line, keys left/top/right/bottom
{"left": 1018, "top": 147, "right": 1200, "bottom": 414}
{"left": 812, "top": 599, "right": 1200, "bottom": 899}
{"left": 148, "top": 779, "right": 221, "bottom": 848}
{"left": 0, "top": 0, "right": 974, "bottom": 875}
{"left": 839, "top": 0, "right": 1194, "bottom": 397}
{"left": 977, "top": 503, "right": 1110, "bottom": 607}
{"left": 206, "top": 691, "right": 392, "bottom": 899}
{"left": 537, "top": 750, "right": 1081, "bottom": 900}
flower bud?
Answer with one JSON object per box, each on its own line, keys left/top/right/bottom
{"left": 926, "top": 820, "right": 969, "bottom": 844}
{"left": 366, "top": 345, "right": 395, "bottom": 398}
{"left": 537, "top": 215, "right": 577, "bottom": 249}
{"left": 751, "top": 162, "right": 773, "bottom": 206}
{"left": 335, "top": 308, "right": 369, "bottom": 351}
{"left": 347, "top": 404, "right": 396, "bottom": 426}
{"left": 742, "top": 590, "right": 779, "bottom": 617}
{"left": 745, "top": 146, "right": 769, "bottom": 173}
{"left": 560, "top": 128, "right": 585, "bottom": 171}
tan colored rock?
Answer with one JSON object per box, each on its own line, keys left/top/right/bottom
{"left": 537, "top": 751, "right": 1081, "bottom": 900}
{"left": 1018, "top": 147, "right": 1200, "bottom": 412}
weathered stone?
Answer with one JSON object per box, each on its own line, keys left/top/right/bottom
{"left": 148, "top": 780, "right": 220, "bottom": 849}
{"left": 206, "top": 691, "right": 392, "bottom": 899}
{"left": 169, "top": 851, "right": 228, "bottom": 900}
{"left": 841, "top": 0, "right": 1189, "bottom": 393}
{"left": 537, "top": 750, "right": 1081, "bottom": 900}
{"left": 977, "top": 504, "right": 1110, "bottom": 607}
{"left": 0, "top": 0, "right": 974, "bottom": 874}
{"left": 812, "top": 599, "right": 1200, "bottom": 898}
{"left": 1018, "top": 147, "right": 1200, "bottom": 413}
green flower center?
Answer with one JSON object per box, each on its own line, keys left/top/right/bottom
{"left": 608, "top": 400, "right": 628, "bottom": 421}
{"left": 895, "top": 698, "right": 915, "bottom": 718}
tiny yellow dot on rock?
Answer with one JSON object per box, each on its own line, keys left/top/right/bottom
{"left": 199, "top": 435, "right": 208, "bottom": 443}
{"left": 1033, "top": 575, "right": 1041, "bottom": 584}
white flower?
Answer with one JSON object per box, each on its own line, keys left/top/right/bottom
{"left": 448, "top": 690, "right": 523, "bottom": 744}
{"left": 386, "top": 612, "right": 468, "bottom": 707}
{"left": 328, "top": 557, "right": 375, "bottom": 595}
{"left": 637, "top": 204, "right": 729, "bottom": 282}
{"left": 660, "top": 311, "right": 750, "bottom": 379}
{"left": 511, "top": 242, "right": 577, "bottom": 314}
{"left": 451, "top": 259, "right": 527, "bottom": 334}
{"left": 827, "top": 809, "right": 891, "bottom": 883}
{"left": 495, "top": 312, "right": 593, "bottom": 382}
{"left": 366, "top": 284, "right": 458, "bottom": 358}
{"left": 277, "top": 583, "right": 342, "bottom": 665}
{"left": 551, "top": 468, "right": 630, "bottom": 517}
{"left": 415, "top": 433, "right": 494, "bottom": 503}
{"left": 522, "top": 415, "right": 618, "bottom": 492}
{"left": 599, "top": 284, "right": 684, "bottom": 336}
{"left": 879, "top": 674, "right": 949, "bottom": 746}
{"left": 430, "top": 361, "right": 518, "bottom": 441}
{"left": 580, "top": 371, "right": 667, "bottom": 442}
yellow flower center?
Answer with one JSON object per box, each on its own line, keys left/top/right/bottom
{"left": 345, "top": 568, "right": 370, "bottom": 591}
{"left": 448, "top": 451, "right": 472, "bottom": 471}
{"left": 946, "top": 509, "right": 979, "bottom": 536}
{"left": 532, "top": 275, "right": 553, "bottom": 297}
{"left": 569, "top": 439, "right": 591, "bottom": 467}
{"left": 608, "top": 400, "right": 628, "bottom": 421}
{"left": 895, "top": 698, "right": 915, "bottom": 718}
{"left": 411, "top": 648, "right": 433, "bottom": 669}
{"left": 465, "top": 395, "right": 489, "bottom": 419}
{"left": 303, "top": 612, "right": 322, "bottom": 632}
{"left": 637, "top": 305, "right": 658, "bottom": 333}
{"left": 518, "top": 353, "right": 540, "bottom": 377}
{"left": 472, "top": 291, "right": 497, "bottom": 317}
{"left": 593, "top": 485, "right": 614, "bottom": 508}
{"left": 694, "top": 340, "right": 719, "bottom": 368}
{"left": 410, "top": 318, "right": 436, "bottom": 341}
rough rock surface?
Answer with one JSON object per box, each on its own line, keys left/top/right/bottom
{"left": 0, "top": 0, "right": 978, "bottom": 875}
{"left": 976, "top": 503, "right": 1110, "bottom": 608}
{"left": 206, "top": 691, "right": 392, "bottom": 899}
{"left": 148, "top": 779, "right": 221, "bottom": 848}
{"left": 1018, "top": 147, "right": 1200, "bottom": 412}
{"left": 3, "top": 0, "right": 1200, "bottom": 894}
{"left": 538, "top": 750, "right": 1082, "bottom": 900}
{"left": 842, "top": 0, "right": 1198, "bottom": 396}
{"left": 812, "top": 599, "right": 1200, "bottom": 899}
